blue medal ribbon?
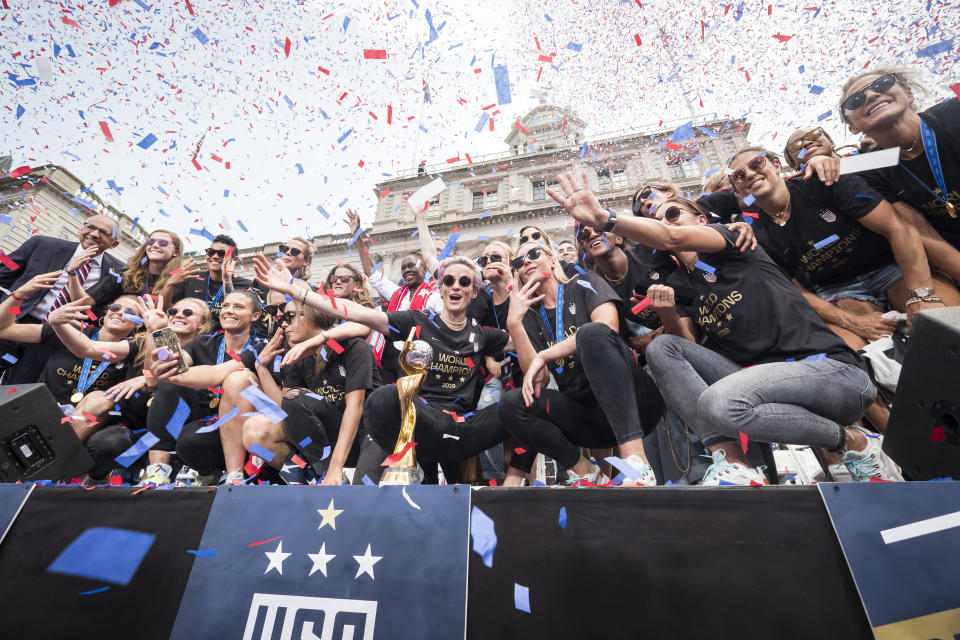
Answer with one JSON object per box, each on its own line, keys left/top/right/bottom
{"left": 206, "top": 274, "right": 225, "bottom": 310}
{"left": 538, "top": 284, "right": 565, "bottom": 344}
{"left": 899, "top": 120, "right": 956, "bottom": 218}
{"left": 77, "top": 330, "right": 112, "bottom": 394}
{"left": 217, "top": 335, "right": 252, "bottom": 364}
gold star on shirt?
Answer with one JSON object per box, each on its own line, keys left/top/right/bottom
{"left": 459, "top": 376, "right": 466, "bottom": 382}
{"left": 317, "top": 499, "right": 343, "bottom": 531}
{"left": 725, "top": 313, "right": 733, "bottom": 321}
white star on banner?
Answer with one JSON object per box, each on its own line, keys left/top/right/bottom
{"left": 264, "top": 541, "right": 291, "bottom": 576}
{"left": 307, "top": 543, "right": 336, "bottom": 577}
{"left": 353, "top": 543, "right": 382, "bottom": 580}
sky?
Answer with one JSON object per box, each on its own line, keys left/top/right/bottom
{"left": 2, "top": 0, "right": 958, "bottom": 251}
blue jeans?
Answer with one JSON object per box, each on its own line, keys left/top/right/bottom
{"left": 646, "top": 334, "right": 875, "bottom": 451}
{"left": 476, "top": 378, "right": 505, "bottom": 480}
{"left": 811, "top": 262, "right": 902, "bottom": 307}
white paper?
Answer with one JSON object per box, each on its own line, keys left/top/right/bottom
{"left": 837, "top": 147, "right": 900, "bottom": 176}
{"left": 407, "top": 176, "right": 445, "bottom": 212}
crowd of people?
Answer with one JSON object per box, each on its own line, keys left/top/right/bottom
{"left": 1, "top": 65, "right": 956, "bottom": 487}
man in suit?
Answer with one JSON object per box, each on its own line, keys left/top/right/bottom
{"left": 0, "top": 215, "right": 126, "bottom": 383}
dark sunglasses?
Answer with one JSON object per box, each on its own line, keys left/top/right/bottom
{"left": 476, "top": 254, "right": 504, "bottom": 268}
{"left": 264, "top": 304, "right": 284, "bottom": 317}
{"left": 658, "top": 206, "right": 686, "bottom": 223}
{"left": 329, "top": 275, "right": 356, "bottom": 284}
{"left": 576, "top": 224, "right": 594, "bottom": 243}
{"left": 280, "top": 310, "right": 303, "bottom": 324}
{"left": 167, "top": 307, "right": 196, "bottom": 318}
{"left": 145, "top": 237, "right": 171, "bottom": 248}
{"left": 108, "top": 304, "right": 139, "bottom": 317}
{"left": 786, "top": 127, "right": 827, "bottom": 155}
{"left": 519, "top": 231, "right": 542, "bottom": 245}
{"left": 441, "top": 275, "right": 473, "bottom": 288}
{"left": 841, "top": 73, "right": 898, "bottom": 113}
{"left": 730, "top": 155, "right": 768, "bottom": 185}
{"left": 205, "top": 248, "right": 227, "bottom": 259}
{"left": 278, "top": 244, "right": 304, "bottom": 257}
{"left": 510, "top": 246, "right": 544, "bottom": 270}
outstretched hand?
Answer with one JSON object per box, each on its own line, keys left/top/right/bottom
{"left": 14, "top": 270, "right": 62, "bottom": 298}
{"left": 546, "top": 170, "right": 609, "bottom": 229}
{"left": 254, "top": 254, "right": 294, "bottom": 294}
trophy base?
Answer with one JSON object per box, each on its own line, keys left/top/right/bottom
{"left": 379, "top": 466, "right": 420, "bottom": 486}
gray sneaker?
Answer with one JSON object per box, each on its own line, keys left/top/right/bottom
{"left": 841, "top": 427, "right": 903, "bottom": 482}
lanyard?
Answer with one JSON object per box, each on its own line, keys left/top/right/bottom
{"left": 538, "top": 284, "right": 565, "bottom": 344}
{"left": 206, "top": 274, "right": 225, "bottom": 310}
{"left": 899, "top": 120, "right": 956, "bottom": 218}
{"left": 217, "top": 335, "right": 251, "bottom": 364}
{"left": 78, "top": 330, "right": 112, "bottom": 393}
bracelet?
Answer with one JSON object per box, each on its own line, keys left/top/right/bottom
{"left": 67, "top": 269, "right": 77, "bottom": 277}
{"left": 319, "top": 329, "right": 329, "bottom": 343}
{"left": 905, "top": 295, "right": 942, "bottom": 306}
{"left": 299, "top": 287, "right": 309, "bottom": 304}
{"left": 10, "top": 292, "right": 28, "bottom": 301}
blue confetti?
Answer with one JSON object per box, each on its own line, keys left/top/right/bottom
{"left": 671, "top": 121, "right": 695, "bottom": 143}
{"left": 79, "top": 586, "right": 111, "bottom": 595}
{"left": 186, "top": 549, "right": 217, "bottom": 557}
{"left": 917, "top": 39, "right": 953, "bottom": 58}
{"left": 817, "top": 110, "right": 832, "bottom": 122}
{"left": 191, "top": 28, "right": 209, "bottom": 46}
{"left": 361, "top": 474, "right": 375, "bottom": 486}
{"left": 115, "top": 433, "right": 159, "bottom": 467}
{"left": 337, "top": 129, "right": 353, "bottom": 144}
{"left": 813, "top": 234, "right": 839, "bottom": 250}
{"left": 15, "top": 104, "right": 25, "bottom": 119}
{"left": 470, "top": 506, "right": 497, "bottom": 568}
{"left": 809, "top": 85, "right": 825, "bottom": 95}
{"left": 236, "top": 219, "right": 249, "bottom": 232}
{"left": 804, "top": 352, "right": 827, "bottom": 361}
{"left": 474, "top": 112, "right": 490, "bottom": 133}
{"left": 742, "top": 193, "right": 756, "bottom": 206}
{"left": 566, "top": 42, "right": 582, "bottom": 52}
{"left": 298, "top": 436, "right": 313, "bottom": 448}
{"left": 695, "top": 261, "right": 716, "bottom": 274}
{"left": 196, "top": 406, "right": 239, "bottom": 434}
{"left": 316, "top": 204, "right": 330, "bottom": 219}
{"left": 136, "top": 133, "right": 158, "bottom": 149}
{"left": 558, "top": 506, "right": 567, "bottom": 529}
{"left": 1, "top": 353, "right": 17, "bottom": 364}
{"left": 514, "top": 583, "right": 531, "bottom": 613}
{"left": 248, "top": 442, "right": 276, "bottom": 463}
{"left": 48, "top": 527, "right": 155, "bottom": 586}
{"left": 575, "top": 278, "right": 597, "bottom": 293}
{"left": 493, "top": 65, "right": 511, "bottom": 105}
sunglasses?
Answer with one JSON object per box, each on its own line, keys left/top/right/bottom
{"left": 658, "top": 206, "right": 686, "bottom": 223}
{"left": 264, "top": 304, "right": 284, "bottom": 317}
{"left": 145, "top": 237, "right": 171, "bottom": 248}
{"left": 441, "top": 275, "right": 473, "bottom": 288}
{"left": 519, "top": 231, "right": 542, "bottom": 245}
{"left": 476, "top": 254, "right": 504, "bottom": 268}
{"left": 82, "top": 222, "right": 114, "bottom": 239}
{"left": 107, "top": 304, "right": 139, "bottom": 317}
{"left": 786, "top": 127, "right": 827, "bottom": 155}
{"left": 510, "top": 246, "right": 544, "bottom": 270}
{"left": 329, "top": 275, "right": 356, "bottom": 284}
{"left": 576, "top": 224, "right": 594, "bottom": 242}
{"left": 841, "top": 73, "right": 898, "bottom": 113}
{"left": 280, "top": 310, "right": 303, "bottom": 324}
{"left": 166, "top": 307, "right": 196, "bottom": 318}
{"left": 278, "top": 244, "right": 304, "bottom": 257}
{"left": 205, "top": 248, "right": 227, "bottom": 259}
{"left": 730, "top": 155, "right": 768, "bottom": 185}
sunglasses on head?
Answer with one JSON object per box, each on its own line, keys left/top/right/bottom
{"left": 730, "top": 155, "right": 768, "bottom": 185}
{"left": 658, "top": 206, "right": 687, "bottom": 223}
{"left": 108, "top": 304, "right": 139, "bottom": 317}
{"left": 441, "top": 275, "right": 473, "bottom": 288}
{"left": 145, "top": 237, "right": 171, "bottom": 248}
{"left": 264, "top": 304, "right": 284, "bottom": 317}
{"left": 519, "top": 231, "right": 542, "bottom": 245}
{"left": 280, "top": 310, "right": 303, "bottom": 324}
{"left": 167, "top": 306, "right": 196, "bottom": 318}
{"left": 329, "top": 274, "right": 356, "bottom": 284}
{"left": 786, "top": 127, "right": 827, "bottom": 155}
{"left": 278, "top": 244, "right": 304, "bottom": 257}
{"left": 476, "top": 254, "right": 504, "bottom": 268}
{"left": 841, "top": 73, "right": 898, "bottom": 113}
{"left": 510, "top": 246, "right": 544, "bottom": 270}
{"left": 205, "top": 248, "right": 227, "bottom": 259}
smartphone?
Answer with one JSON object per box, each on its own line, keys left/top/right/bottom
{"left": 151, "top": 327, "right": 189, "bottom": 375}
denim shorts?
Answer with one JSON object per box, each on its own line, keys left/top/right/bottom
{"left": 812, "top": 262, "right": 903, "bottom": 307}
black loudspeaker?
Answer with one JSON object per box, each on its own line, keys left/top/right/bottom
{"left": 0, "top": 384, "right": 93, "bottom": 482}
{"left": 884, "top": 307, "right": 960, "bottom": 480}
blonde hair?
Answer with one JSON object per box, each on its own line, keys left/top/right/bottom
{"left": 516, "top": 242, "right": 571, "bottom": 286}
{"left": 700, "top": 170, "right": 729, "bottom": 193}
{"left": 517, "top": 225, "right": 555, "bottom": 252}
{"left": 839, "top": 66, "right": 927, "bottom": 125}
{"left": 437, "top": 255, "right": 483, "bottom": 294}
{"left": 726, "top": 146, "right": 782, "bottom": 188}
{"left": 135, "top": 297, "right": 210, "bottom": 369}
{"left": 286, "top": 237, "right": 314, "bottom": 280}
{"left": 325, "top": 263, "right": 376, "bottom": 308}
{"left": 122, "top": 230, "right": 183, "bottom": 296}
{"left": 482, "top": 240, "right": 514, "bottom": 269}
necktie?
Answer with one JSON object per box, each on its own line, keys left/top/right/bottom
{"left": 48, "top": 260, "right": 92, "bottom": 315}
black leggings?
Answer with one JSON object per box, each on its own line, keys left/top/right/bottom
{"left": 281, "top": 392, "right": 386, "bottom": 484}
{"left": 176, "top": 419, "right": 225, "bottom": 474}
{"left": 146, "top": 381, "right": 206, "bottom": 453}
{"left": 363, "top": 385, "right": 535, "bottom": 475}
{"left": 498, "top": 321, "right": 663, "bottom": 469}
{"left": 86, "top": 423, "right": 133, "bottom": 480}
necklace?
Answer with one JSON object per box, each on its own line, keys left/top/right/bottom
{"left": 601, "top": 263, "right": 628, "bottom": 284}
{"left": 903, "top": 127, "right": 922, "bottom": 154}
{"left": 768, "top": 200, "right": 791, "bottom": 226}
{"left": 441, "top": 313, "right": 467, "bottom": 329}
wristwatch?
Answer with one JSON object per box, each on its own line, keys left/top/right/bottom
{"left": 600, "top": 208, "right": 618, "bottom": 233}
{"left": 907, "top": 288, "right": 935, "bottom": 298}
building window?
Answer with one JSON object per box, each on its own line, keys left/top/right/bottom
{"left": 472, "top": 191, "right": 485, "bottom": 210}
{"left": 532, "top": 181, "right": 545, "bottom": 201}
{"left": 485, "top": 190, "right": 499, "bottom": 207}
{"left": 611, "top": 168, "right": 629, "bottom": 190}
{"left": 597, "top": 170, "right": 612, "bottom": 192}
{"left": 669, "top": 164, "right": 685, "bottom": 180}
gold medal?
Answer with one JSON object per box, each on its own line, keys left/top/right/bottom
{"left": 70, "top": 392, "right": 84, "bottom": 404}
{"left": 146, "top": 396, "right": 153, "bottom": 408}
{"left": 209, "top": 396, "right": 220, "bottom": 409}
{"left": 946, "top": 201, "right": 957, "bottom": 219}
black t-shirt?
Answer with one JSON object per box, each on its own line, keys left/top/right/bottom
{"left": 666, "top": 225, "right": 862, "bottom": 367}
{"left": 467, "top": 288, "right": 501, "bottom": 328}
{"left": 861, "top": 98, "right": 960, "bottom": 248}
{"left": 183, "top": 331, "right": 269, "bottom": 407}
{"left": 283, "top": 338, "right": 373, "bottom": 411}
{"left": 518, "top": 271, "right": 620, "bottom": 402}
{"left": 39, "top": 325, "right": 141, "bottom": 404}
{"left": 601, "top": 244, "right": 665, "bottom": 334}
{"left": 386, "top": 310, "right": 509, "bottom": 413}
{"left": 697, "top": 188, "right": 742, "bottom": 223}
{"left": 169, "top": 271, "right": 261, "bottom": 332}
{"left": 752, "top": 175, "right": 891, "bottom": 288}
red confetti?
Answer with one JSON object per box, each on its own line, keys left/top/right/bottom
{"left": 931, "top": 425, "right": 945, "bottom": 442}
{"left": 513, "top": 121, "right": 529, "bottom": 134}
{"left": 869, "top": 477, "right": 892, "bottom": 483}
{"left": 631, "top": 297, "right": 651, "bottom": 315}
{"left": 772, "top": 33, "right": 794, "bottom": 43}
{"left": 109, "top": 474, "right": 122, "bottom": 486}
{"left": 739, "top": 430, "right": 749, "bottom": 452}
{"left": 381, "top": 441, "right": 417, "bottom": 466}
{"left": 184, "top": 0, "right": 194, "bottom": 14}
{"left": 363, "top": 49, "right": 387, "bottom": 59}
{"left": 442, "top": 410, "right": 465, "bottom": 423}
{"left": 515, "top": 447, "right": 527, "bottom": 455}
{"left": 98, "top": 121, "right": 114, "bottom": 142}
{"left": 6, "top": 388, "right": 17, "bottom": 395}
{"left": 488, "top": 478, "right": 498, "bottom": 486}
{"left": 415, "top": 325, "right": 421, "bottom": 339}
{"left": 207, "top": 387, "right": 223, "bottom": 394}
{"left": 0, "top": 253, "right": 18, "bottom": 270}
{"left": 951, "top": 84, "right": 960, "bottom": 100}
{"left": 284, "top": 37, "right": 291, "bottom": 57}
{"left": 8, "top": 166, "right": 31, "bottom": 178}
{"left": 464, "top": 356, "right": 474, "bottom": 368}
{"left": 227, "top": 350, "right": 242, "bottom": 362}
{"left": 8, "top": 306, "right": 20, "bottom": 316}
{"left": 291, "top": 454, "right": 307, "bottom": 469}
{"left": 85, "top": 310, "right": 98, "bottom": 322}
{"left": 61, "top": 15, "right": 81, "bottom": 28}
{"left": 326, "top": 338, "right": 344, "bottom": 354}
{"left": 633, "top": 34, "right": 642, "bottom": 46}
{"left": 248, "top": 535, "right": 282, "bottom": 547}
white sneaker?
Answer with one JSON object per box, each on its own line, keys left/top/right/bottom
{"left": 619, "top": 455, "right": 658, "bottom": 487}
{"left": 223, "top": 470, "right": 245, "bottom": 486}
{"left": 565, "top": 462, "right": 611, "bottom": 486}
{"left": 700, "top": 449, "right": 768, "bottom": 486}
{"left": 175, "top": 465, "right": 200, "bottom": 487}
{"left": 841, "top": 427, "right": 904, "bottom": 482}
{"left": 139, "top": 463, "right": 172, "bottom": 486}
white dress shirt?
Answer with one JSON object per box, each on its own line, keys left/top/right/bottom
{"left": 31, "top": 247, "right": 104, "bottom": 319}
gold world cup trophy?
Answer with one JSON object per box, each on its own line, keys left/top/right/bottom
{"left": 379, "top": 328, "right": 434, "bottom": 486}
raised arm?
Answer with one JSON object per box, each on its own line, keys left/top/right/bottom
{"left": 65, "top": 247, "right": 99, "bottom": 305}
{"left": 414, "top": 210, "right": 441, "bottom": 275}
{"left": 547, "top": 170, "right": 729, "bottom": 253}
{"left": 345, "top": 209, "right": 376, "bottom": 277}
{"left": 47, "top": 302, "right": 132, "bottom": 361}
{"left": 0, "top": 270, "right": 61, "bottom": 343}
{"left": 254, "top": 254, "right": 390, "bottom": 335}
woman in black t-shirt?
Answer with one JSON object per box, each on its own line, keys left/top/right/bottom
{"left": 254, "top": 253, "right": 535, "bottom": 486}
{"left": 547, "top": 171, "right": 904, "bottom": 483}
{"left": 241, "top": 293, "right": 380, "bottom": 485}
{"left": 499, "top": 241, "right": 663, "bottom": 486}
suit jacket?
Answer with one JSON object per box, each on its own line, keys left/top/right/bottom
{"left": 0, "top": 235, "right": 126, "bottom": 317}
